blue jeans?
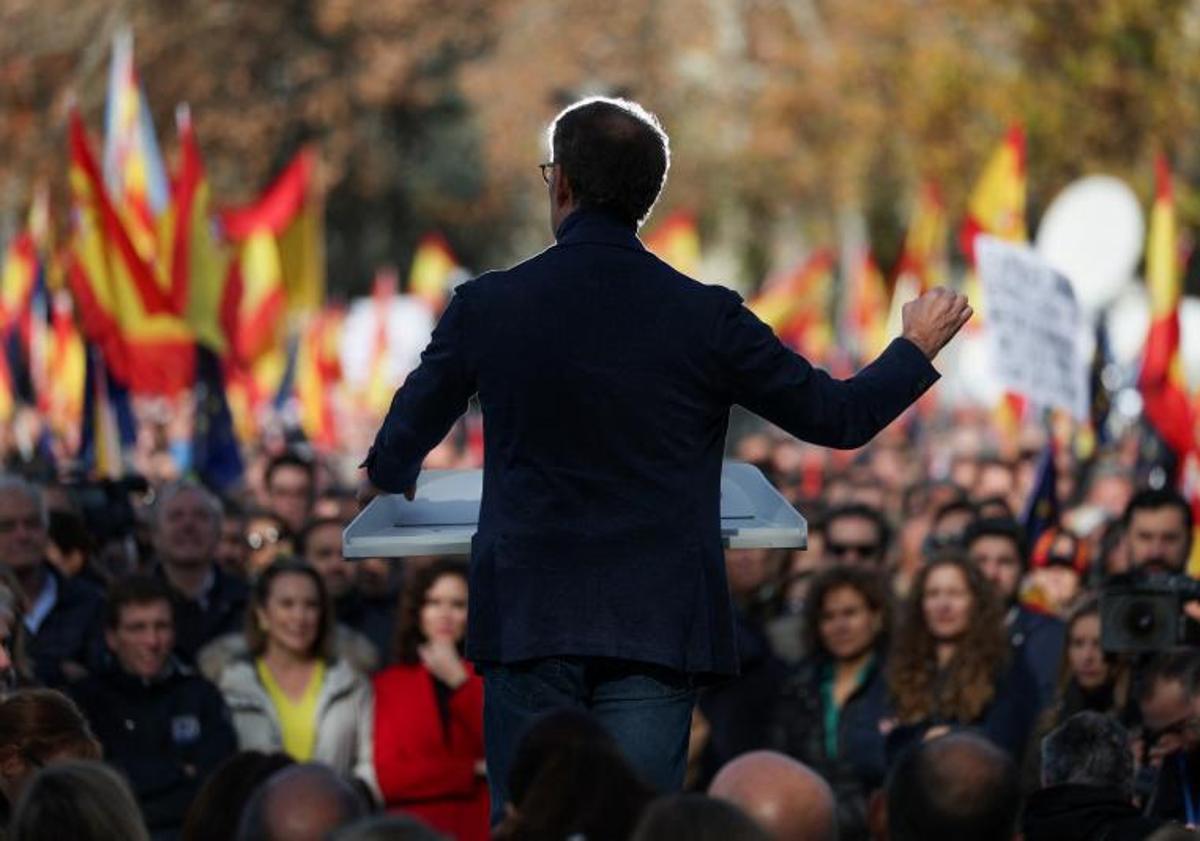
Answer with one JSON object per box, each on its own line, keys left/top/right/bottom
{"left": 480, "top": 657, "right": 696, "bottom": 823}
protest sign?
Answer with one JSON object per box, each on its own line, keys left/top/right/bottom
{"left": 976, "top": 235, "right": 1088, "bottom": 418}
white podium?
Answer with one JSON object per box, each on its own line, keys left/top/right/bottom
{"left": 343, "top": 461, "right": 807, "bottom": 559}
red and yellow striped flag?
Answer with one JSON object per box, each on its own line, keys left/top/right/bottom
{"left": 1138, "top": 156, "right": 1200, "bottom": 575}
{"left": 296, "top": 307, "right": 343, "bottom": 449}
{"left": 1138, "top": 155, "right": 1194, "bottom": 460}
{"left": 845, "top": 252, "right": 891, "bottom": 362}
{"left": 66, "top": 109, "right": 195, "bottom": 395}
{"left": 960, "top": 125, "right": 1029, "bottom": 437}
{"left": 749, "top": 250, "right": 836, "bottom": 362}
{"left": 960, "top": 125, "right": 1027, "bottom": 263}
{"left": 645, "top": 211, "right": 701, "bottom": 277}
{"left": 897, "top": 182, "right": 948, "bottom": 294}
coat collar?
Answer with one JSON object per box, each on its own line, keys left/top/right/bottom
{"left": 555, "top": 208, "right": 645, "bottom": 252}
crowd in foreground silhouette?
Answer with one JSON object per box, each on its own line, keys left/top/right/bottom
{"left": 0, "top": 410, "right": 1197, "bottom": 841}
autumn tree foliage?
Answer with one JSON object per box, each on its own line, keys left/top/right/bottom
{"left": 3, "top": 0, "right": 1200, "bottom": 291}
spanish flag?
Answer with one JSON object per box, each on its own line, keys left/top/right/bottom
{"left": 221, "top": 147, "right": 324, "bottom": 324}
{"left": 66, "top": 108, "right": 195, "bottom": 395}
{"left": 171, "top": 106, "right": 234, "bottom": 355}
{"left": 295, "top": 307, "right": 343, "bottom": 449}
{"left": 844, "top": 252, "right": 891, "bottom": 363}
{"left": 408, "top": 233, "right": 459, "bottom": 316}
{"left": 960, "top": 125, "right": 1027, "bottom": 263}
{"left": 896, "top": 182, "right": 948, "bottom": 294}
{"left": 645, "top": 211, "right": 701, "bottom": 277}
{"left": 961, "top": 126, "right": 1029, "bottom": 434}
{"left": 749, "top": 250, "right": 836, "bottom": 361}
{"left": 1138, "top": 155, "right": 1194, "bottom": 461}
{"left": 364, "top": 269, "right": 398, "bottom": 416}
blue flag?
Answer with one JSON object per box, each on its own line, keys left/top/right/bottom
{"left": 191, "top": 343, "right": 243, "bottom": 493}
{"left": 1020, "top": 443, "right": 1059, "bottom": 550}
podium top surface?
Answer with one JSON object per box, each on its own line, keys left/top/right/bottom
{"left": 343, "top": 461, "right": 807, "bottom": 558}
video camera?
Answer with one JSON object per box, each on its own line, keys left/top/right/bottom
{"left": 1100, "top": 571, "right": 1200, "bottom": 653}
{"left": 62, "top": 474, "right": 150, "bottom": 548}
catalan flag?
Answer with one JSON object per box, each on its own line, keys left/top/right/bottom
{"left": 645, "top": 211, "right": 701, "bottom": 277}
{"left": 408, "top": 233, "right": 459, "bottom": 315}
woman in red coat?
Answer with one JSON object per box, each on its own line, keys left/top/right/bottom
{"left": 374, "top": 559, "right": 488, "bottom": 840}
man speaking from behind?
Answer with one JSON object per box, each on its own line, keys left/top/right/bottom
{"left": 359, "top": 97, "right": 971, "bottom": 814}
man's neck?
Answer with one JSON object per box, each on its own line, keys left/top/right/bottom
{"left": 163, "top": 560, "right": 214, "bottom": 601}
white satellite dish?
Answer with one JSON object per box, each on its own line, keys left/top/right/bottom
{"left": 1104, "top": 283, "right": 1149, "bottom": 366}
{"left": 1035, "top": 175, "right": 1144, "bottom": 314}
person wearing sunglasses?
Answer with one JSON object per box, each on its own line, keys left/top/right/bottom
{"left": 822, "top": 505, "right": 890, "bottom": 571}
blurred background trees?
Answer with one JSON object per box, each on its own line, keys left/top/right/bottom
{"left": 3, "top": 0, "right": 1200, "bottom": 293}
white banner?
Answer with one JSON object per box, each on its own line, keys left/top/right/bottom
{"left": 977, "top": 235, "right": 1088, "bottom": 419}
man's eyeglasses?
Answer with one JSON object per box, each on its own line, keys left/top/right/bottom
{"left": 247, "top": 527, "right": 281, "bottom": 551}
{"left": 539, "top": 162, "right": 556, "bottom": 185}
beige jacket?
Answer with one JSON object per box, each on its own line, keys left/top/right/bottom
{"left": 218, "top": 657, "right": 379, "bottom": 798}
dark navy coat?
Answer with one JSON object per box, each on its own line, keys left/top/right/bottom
{"left": 365, "top": 208, "right": 937, "bottom": 676}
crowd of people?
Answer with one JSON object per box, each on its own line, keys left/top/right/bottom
{"left": 0, "top": 404, "right": 1195, "bottom": 841}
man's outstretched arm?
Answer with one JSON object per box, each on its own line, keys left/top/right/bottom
{"left": 359, "top": 289, "right": 477, "bottom": 503}
{"left": 715, "top": 287, "right": 971, "bottom": 449}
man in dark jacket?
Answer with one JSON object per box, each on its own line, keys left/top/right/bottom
{"left": 71, "top": 575, "right": 236, "bottom": 840}
{"left": 1024, "top": 711, "right": 1165, "bottom": 841}
{"left": 151, "top": 480, "right": 247, "bottom": 664}
{"left": 0, "top": 475, "right": 105, "bottom": 687}
{"left": 965, "top": 517, "right": 1065, "bottom": 707}
{"left": 360, "top": 96, "right": 970, "bottom": 812}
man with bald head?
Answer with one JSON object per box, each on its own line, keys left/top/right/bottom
{"left": 709, "top": 750, "right": 837, "bottom": 841}
{"left": 886, "top": 732, "right": 1021, "bottom": 841}
{"left": 236, "top": 763, "right": 368, "bottom": 841}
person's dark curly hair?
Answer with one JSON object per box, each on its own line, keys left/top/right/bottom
{"left": 392, "top": 559, "right": 470, "bottom": 665}
{"left": 549, "top": 97, "right": 670, "bottom": 229}
{"left": 802, "top": 565, "right": 889, "bottom": 659}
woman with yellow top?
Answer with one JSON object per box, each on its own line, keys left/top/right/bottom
{"left": 218, "top": 558, "right": 378, "bottom": 798}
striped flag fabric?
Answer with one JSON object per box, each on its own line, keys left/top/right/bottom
{"left": 645, "top": 211, "right": 701, "bottom": 277}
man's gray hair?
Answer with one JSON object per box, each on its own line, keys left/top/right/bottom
{"left": 0, "top": 475, "right": 47, "bottom": 528}
{"left": 1041, "top": 711, "right": 1133, "bottom": 796}
{"left": 154, "top": 479, "right": 221, "bottom": 529}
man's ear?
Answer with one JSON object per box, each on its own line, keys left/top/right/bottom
{"left": 554, "top": 168, "right": 574, "bottom": 208}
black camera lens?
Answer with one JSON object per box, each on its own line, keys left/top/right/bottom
{"left": 1125, "top": 599, "right": 1158, "bottom": 639}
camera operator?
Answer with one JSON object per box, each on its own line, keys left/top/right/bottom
{"left": 1124, "top": 489, "right": 1192, "bottom": 576}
